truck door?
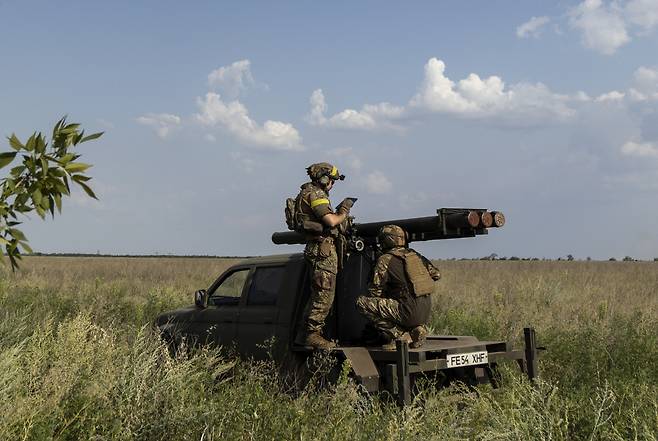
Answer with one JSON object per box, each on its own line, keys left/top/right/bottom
{"left": 236, "top": 264, "right": 286, "bottom": 359}
{"left": 196, "top": 267, "right": 251, "bottom": 348}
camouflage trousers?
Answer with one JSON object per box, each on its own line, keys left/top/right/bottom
{"left": 356, "top": 296, "right": 407, "bottom": 339}
{"left": 302, "top": 239, "right": 338, "bottom": 334}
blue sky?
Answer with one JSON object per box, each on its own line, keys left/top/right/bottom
{"left": 2, "top": 0, "right": 658, "bottom": 259}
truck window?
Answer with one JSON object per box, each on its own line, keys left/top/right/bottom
{"left": 209, "top": 269, "right": 249, "bottom": 306}
{"left": 247, "top": 266, "right": 285, "bottom": 306}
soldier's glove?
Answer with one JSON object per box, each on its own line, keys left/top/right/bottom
{"left": 337, "top": 197, "right": 357, "bottom": 214}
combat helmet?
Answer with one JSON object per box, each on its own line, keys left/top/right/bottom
{"left": 306, "top": 162, "right": 345, "bottom": 186}
{"left": 378, "top": 224, "right": 406, "bottom": 249}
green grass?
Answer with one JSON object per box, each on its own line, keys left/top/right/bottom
{"left": 1, "top": 257, "right": 657, "bottom": 440}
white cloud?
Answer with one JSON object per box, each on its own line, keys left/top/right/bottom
{"left": 569, "top": 0, "right": 630, "bottom": 55}
{"left": 595, "top": 90, "right": 626, "bottom": 102}
{"left": 621, "top": 140, "right": 658, "bottom": 157}
{"left": 574, "top": 91, "right": 593, "bottom": 102}
{"left": 568, "top": 0, "right": 658, "bottom": 55}
{"left": 327, "top": 147, "right": 362, "bottom": 172}
{"left": 136, "top": 113, "right": 181, "bottom": 139}
{"left": 195, "top": 92, "right": 303, "bottom": 151}
{"left": 516, "top": 16, "right": 551, "bottom": 38}
{"left": 410, "top": 58, "right": 576, "bottom": 124}
{"left": 364, "top": 171, "right": 392, "bottom": 194}
{"left": 306, "top": 88, "right": 405, "bottom": 130}
{"left": 629, "top": 66, "right": 658, "bottom": 101}
{"left": 625, "top": 0, "right": 658, "bottom": 31}
{"left": 208, "top": 59, "right": 255, "bottom": 97}
{"left": 306, "top": 89, "right": 328, "bottom": 125}
{"left": 309, "top": 58, "right": 579, "bottom": 131}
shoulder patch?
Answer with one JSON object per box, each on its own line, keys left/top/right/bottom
{"left": 311, "top": 198, "right": 330, "bottom": 208}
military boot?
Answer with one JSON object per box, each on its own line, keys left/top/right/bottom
{"left": 382, "top": 332, "right": 412, "bottom": 350}
{"left": 304, "top": 332, "right": 336, "bottom": 350}
{"left": 410, "top": 325, "right": 428, "bottom": 349}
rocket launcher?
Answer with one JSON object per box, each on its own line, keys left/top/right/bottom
{"left": 271, "top": 208, "right": 505, "bottom": 247}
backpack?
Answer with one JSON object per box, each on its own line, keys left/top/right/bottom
{"left": 285, "top": 196, "right": 299, "bottom": 231}
{"left": 389, "top": 249, "right": 435, "bottom": 297}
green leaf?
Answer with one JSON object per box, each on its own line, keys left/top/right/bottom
{"left": 54, "top": 193, "right": 62, "bottom": 213}
{"left": 65, "top": 162, "right": 92, "bottom": 173}
{"left": 35, "top": 205, "right": 45, "bottom": 219}
{"left": 75, "top": 180, "right": 97, "bottom": 199}
{"left": 40, "top": 156, "right": 48, "bottom": 178}
{"left": 71, "top": 174, "right": 91, "bottom": 182}
{"left": 48, "top": 195, "right": 55, "bottom": 218}
{"left": 32, "top": 188, "right": 43, "bottom": 205}
{"left": 53, "top": 179, "right": 68, "bottom": 195}
{"left": 8, "top": 134, "right": 24, "bottom": 151}
{"left": 80, "top": 132, "right": 104, "bottom": 143}
{"left": 52, "top": 116, "right": 66, "bottom": 140}
{"left": 8, "top": 253, "right": 19, "bottom": 271}
{"left": 62, "top": 123, "right": 80, "bottom": 132}
{"left": 8, "top": 249, "right": 21, "bottom": 271}
{"left": 10, "top": 165, "right": 26, "bottom": 177}
{"left": 0, "top": 152, "right": 17, "bottom": 169}
{"left": 19, "top": 241, "right": 33, "bottom": 254}
{"left": 0, "top": 236, "right": 9, "bottom": 246}
{"left": 58, "top": 153, "right": 75, "bottom": 164}
{"left": 7, "top": 228, "right": 26, "bottom": 241}
{"left": 14, "top": 193, "right": 30, "bottom": 209}
{"left": 48, "top": 167, "right": 66, "bottom": 177}
{"left": 25, "top": 133, "right": 36, "bottom": 151}
{"left": 35, "top": 133, "right": 46, "bottom": 153}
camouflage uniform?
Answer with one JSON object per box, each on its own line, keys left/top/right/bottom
{"left": 357, "top": 246, "right": 440, "bottom": 340}
{"left": 297, "top": 182, "right": 338, "bottom": 334}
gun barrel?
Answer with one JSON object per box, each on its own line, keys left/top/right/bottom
{"left": 272, "top": 230, "right": 307, "bottom": 245}
{"left": 272, "top": 208, "right": 504, "bottom": 245}
{"left": 491, "top": 211, "right": 506, "bottom": 227}
{"left": 480, "top": 211, "right": 494, "bottom": 228}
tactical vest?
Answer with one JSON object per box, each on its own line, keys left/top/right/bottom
{"left": 388, "top": 248, "right": 435, "bottom": 297}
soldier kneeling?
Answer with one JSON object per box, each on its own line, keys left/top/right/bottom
{"left": 357, "top": 225, "right": 440, "bottom": 350}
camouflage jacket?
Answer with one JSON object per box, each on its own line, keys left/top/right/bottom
{"left": 296, "top": 182, "right": 335, "bottom": 238}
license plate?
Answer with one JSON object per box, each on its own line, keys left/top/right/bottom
{"left": 446, "top": 350, "right": 488, "bottom": 368}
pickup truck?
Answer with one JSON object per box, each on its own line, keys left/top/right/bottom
{"left": 155, "top": 209, "right": 541, "bottom": 405}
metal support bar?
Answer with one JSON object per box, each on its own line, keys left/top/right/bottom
{"left": 395, "top": 339, "right": 411, "bottom": 406}
{"left": 524, "top": 327, "right": 538, "bottom": 382}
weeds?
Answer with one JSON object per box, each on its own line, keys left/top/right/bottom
{"left": 1, "top": 257, "right": 657, "bottom": 440}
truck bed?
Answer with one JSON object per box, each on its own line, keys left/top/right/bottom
{"left": 292, "top": 331, "right": 538, "bottom": 402}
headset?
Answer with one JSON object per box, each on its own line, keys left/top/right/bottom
{"left": 318, "top": 172, "right": 345, "bottom": 186}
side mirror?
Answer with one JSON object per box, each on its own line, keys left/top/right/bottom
{"left": 194, "top": 289, "right": 208, "bottom": 309}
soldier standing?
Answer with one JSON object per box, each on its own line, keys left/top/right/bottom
{"left": 357, "top": 225, "right": 440, "bottom": 350}
{"left": 293, "top": 162, "right": 355, "bottom": 350}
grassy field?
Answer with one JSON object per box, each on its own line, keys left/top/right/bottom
{"left": 1, "top": 257, "right": 656, "bottom": 440}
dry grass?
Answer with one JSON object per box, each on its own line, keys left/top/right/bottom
{"left": 434, "top": 260, "right": 658, "bottom": 337}
{"left": 1, "top": 256, "right": 657, "bottom": 440}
